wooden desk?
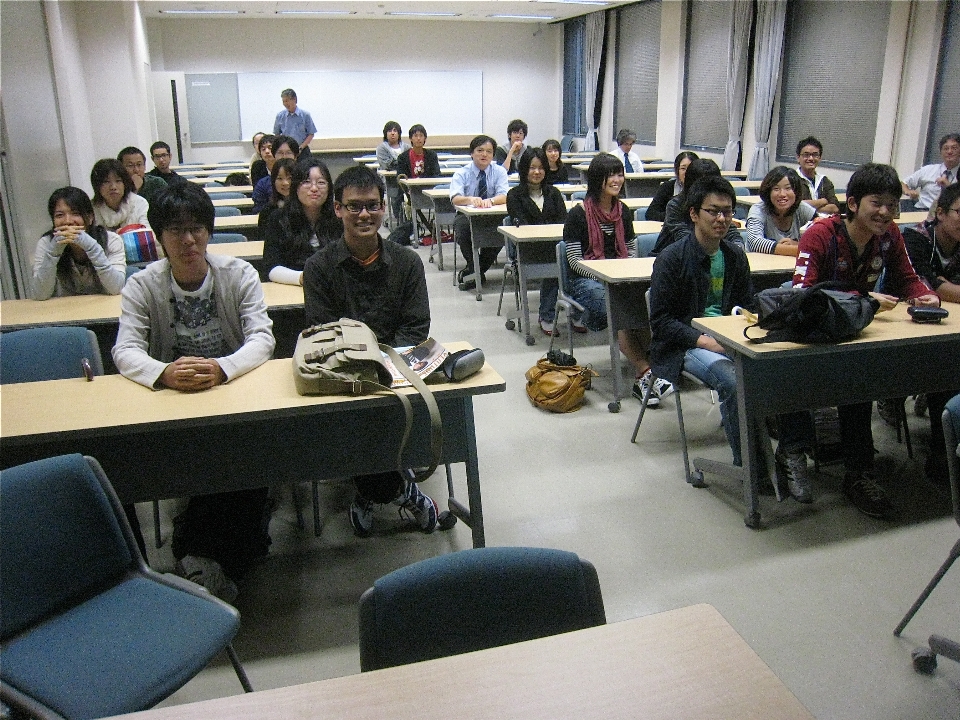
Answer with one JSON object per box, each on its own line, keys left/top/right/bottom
{"left": 399, "top": 177, "right": 452, "bottom": 247}
{"left": 896, "top": 211, "right": 930, "bottom": 225}
{"left": 580, "top": 254, "right": 796, "bottom": 412}
{"left": 214, "top": 214, "right": 259, "bottom": 233}
{"left": 205, "top": 185, "right": 253, "bottom": 196}
{"left": 211, "top": 197, "right": 254, "bottom": 209}
{"left": 207, "top": 241, "right": 263, "bottom": 261}
{"left": 423, "top": 189, "right": 459, "bottom": 273}
{"left": 496, "top": 221, "right": 662, "bottom": 347}
{"left": 107, "top": 604, "right": 813, "bottom": 720}
{"left": 571, "top": 167, "right": 746, "bottom": 194}
{"left": 0, "top": 346, "right": 504, "bottom": 549}
{"left": 692, "top": 303, "right": 960, "bottom": 528}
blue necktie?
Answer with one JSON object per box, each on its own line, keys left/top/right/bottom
{"left": 477, "top": 169, "right": 488, "bottom": 199}
{"left": 624, "top": 155, "right": 634, "bottom": 173}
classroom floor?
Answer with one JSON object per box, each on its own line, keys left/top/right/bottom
{"left": 146, "top": 240, "right": 960, "bottom": 719}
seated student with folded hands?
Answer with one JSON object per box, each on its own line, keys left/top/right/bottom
{"left": 112, "top": 182, "right": 275, "bottom": 602}
{"left": 32, "top": 186, "right": 126, "bottom": 300}
{"left": 746, "top": 166, "right": 816, "bottom": 256}
{"left": 118, "top": 146, "right": 168, "bottom": 207}
{"left": 795, "top": 137, "right": 840, "bottom": 215}
{"left": 793, "top": 163, "right": 940, "bottom": 519}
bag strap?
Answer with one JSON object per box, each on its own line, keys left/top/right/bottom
{"left": 378, "top": 344, "right": 443, "bottom": 483}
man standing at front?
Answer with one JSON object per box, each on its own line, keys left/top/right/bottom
{"left": 274, "top": 88, "right": 316, "bottom": 157}
{"left": 113, "top": 183, "right": 275, "bottom": 602}
{"left": 302, "top": 165, "right": 438, "bottom": 537}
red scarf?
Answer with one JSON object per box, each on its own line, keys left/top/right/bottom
{"left": 583, "top": 196, "right": 626, "bottom": 260}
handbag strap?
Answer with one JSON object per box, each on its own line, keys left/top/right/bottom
{"left": 378, "top": 344, "right": 443, "bottom": 483}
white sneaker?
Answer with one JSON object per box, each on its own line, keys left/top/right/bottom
{"left": 632, "top": 370, "right": 660, "bottom": 407}
{"left": 652, "top": 377, "right": 675, "bottom": 399}
{"left": 175, "top": 555, "right": 238, "bottom": 603}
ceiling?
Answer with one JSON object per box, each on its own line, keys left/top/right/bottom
{"left": 140, "top": 0, "right": 638, "bottom": 23}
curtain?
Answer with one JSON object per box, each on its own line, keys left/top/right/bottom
{"left": 722, "top": 0, "right": 754, "bottom": 170}
{"left": 582, "top": 11, "right": 606, "bottom": 151}
{"left": 748, "top": 0, "right": 788, "bottom": 179}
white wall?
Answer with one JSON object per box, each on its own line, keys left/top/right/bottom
{"left": 146, "top": 17, "right": 563, "bottom": 163}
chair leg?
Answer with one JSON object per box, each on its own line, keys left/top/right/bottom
{"left": 153, "top": 500, "right": 162, "bottom": 548}
{"left": 894, "top": 537, "right": 960, "bottom": 636}
{"left": 630, "top": 380, "right": 656, "bottom": 443}
{"left": 312, "top": 481, "right": 322, "bottom": 537}
{"left": 899, "top": 399, "right": 913, "bottom": 459}
{"left": 225, "top": 643, "right": 254, "bottom": 693}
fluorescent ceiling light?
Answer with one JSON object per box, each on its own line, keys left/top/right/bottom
{"left": 276, "top": 9, "right": 356, "bottom": 14}
{"left": 161, "top": 9, "right": 243, "bottom": 14}
{"left": 488, "top": 14, "right": 556, "bottom": 19}
{"left": 385, "top": 11, "right": 461, "bottom": 16}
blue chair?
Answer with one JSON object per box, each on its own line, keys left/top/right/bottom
{"left": 358, "top": 546, "right": 605, "bottom": 671}
{"left": 210, "top": 191, "right": 245, "bottom": 200}
{"left": 0, "top": 327, "right": 103, "bottom": 384}
{"left": 210, "top": 233, "right": 248, "bottom": 244}
{"left": 633, "top": 205, "right": 648, "bottom": 221}
{"left": 550, "top": 240, "right": 587, "bottom": 359}
{"left": 636, "top": 232, "right": 658, "bottom": 258}
{"left": 895, "top": 404, "right": 960, "bottom": 672}
{"left": 214, "top": 205, "right": 241, "bottom": 218}
{"left": 0, "top": 454, "right": 252, "bottom": 719}
{"left": 560, "top": 135, "right": 575, "bottom": 153}
{"left": 204, "top": 181, "right": 224, "bottom": 188}
{"left": 497, "top": 216, "right": 522, "bottom": 332}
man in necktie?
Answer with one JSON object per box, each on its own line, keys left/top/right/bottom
{"left": 613, "top": 129, "right": 643, "bottom": 176}
{"left": 902, "top": 133, "right": 960, "bottom": 211}
{"left": 449, "top": 135, "right": 510, "bottom": 291}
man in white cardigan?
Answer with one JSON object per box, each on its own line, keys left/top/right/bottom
{"left": 113, "top": 182, "right": 275, "bottom": 603}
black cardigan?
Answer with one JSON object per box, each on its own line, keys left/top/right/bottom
{"left": 506, "top": 184, "right": 569, "bottom": 226}
{"left": 396, "top": 148, "right": 442, "bottom": 179}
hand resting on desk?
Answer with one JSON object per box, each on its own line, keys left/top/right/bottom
{"left": 160, "top": 356, "right": 226, "bottom": 391}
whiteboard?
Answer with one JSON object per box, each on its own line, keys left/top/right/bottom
{"left": 185, "top": 73, "right": 241, "bottom": 143}
{"left": 236, "top": 70, "right": 482, "bottom": 140}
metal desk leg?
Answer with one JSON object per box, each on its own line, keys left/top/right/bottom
{"left": 605, "top": 292, "right": 622, "bottom": 412}
{"left": 516, "top": 248, "right": 534, "bottom": 346}
{"left": 736, "top": 354, "right": 762, "bottom": 529}
{"left": 445, "top": 398, "right": 485, "bottom": 548}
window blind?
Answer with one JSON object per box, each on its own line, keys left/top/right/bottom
{"left": 614, "top": 1, "right": 662, "bottom": 145}
{"left": 926, "top": 0, "right": 959, "bottom": 163}
{"left": 563, "top": 18, "right": 587, "bottom": 136}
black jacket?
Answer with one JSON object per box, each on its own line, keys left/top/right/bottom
{"left": 646, "top": 179, "right": 676, "bottom": 222}
{"left": 506, "top": 185, "right": 568, "bottom": 226}
{"left": 261, "top": 203, "right": 342, "bottom": 277}
{"left": 396, "top": 148, "right": 442, "bottom": 179}
{"left": 649, "top": 234, "right": 753, "bottom": 384}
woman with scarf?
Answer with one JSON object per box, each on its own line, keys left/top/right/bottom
{"left": 562, "top": 152, "right": 673, "bottom": 405}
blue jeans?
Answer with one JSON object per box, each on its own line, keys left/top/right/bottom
{"left": 683, "top": 348, "right": 740, "bottom": 464}
{"left": 948, "top": 393, "right": 960, "bottom": 444}
{"left": 539, "top": 279, "right": 559, "bottom": 322}
{"left": 567, "top": 276, "right": 607, "bottom": 330}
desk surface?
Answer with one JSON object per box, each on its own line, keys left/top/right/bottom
{"left": 205, "top": 185, "right": 253, "bottom": 195}
{"left": 109, "top": 604, "right": 812, "bottom": 720}
{"left": 693, "top": 302, "right": 960, "bottom": 360}
{"left": 211, "top": 197, "right": 254, "bottom": 209}
{"left": 214, "top": 214, "right": 259, "bottom": 230}
{"left": 0, "top": 344, "right": 502, "bottom": 444}
{"left": 207, "top": 241, "right": 263, "bottom": 259}
{"left": 397, "top": 177, "right": 452, "bottom": 188}
{"left": 580, "top": 252, "right": 795, "bottom": 283}
{"left": 497, "top": 220, "right": 663, "bottom": 243}
{"left": 0, "top": 281, "right": 302, "bottom": 330}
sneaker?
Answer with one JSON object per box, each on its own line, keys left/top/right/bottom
{"left": 175, "top": 555, "right": 238, "bottom": 604}
{"left": 652, "top": 377, "right": 675, "bottom": 399}
{"left": 395, "top": 481, "right": 438, "bottom": 533}
{"left": 350, "top": 494, "right": 375, "bottom": 538}
{"left": 876, "top": 399, "right": 900, "bottom": 427}
{"left": 775, "top": 446, "right": 813, "bottom": 504}
{"left": 539, "top": 318, "right": 556, "bottom": 336}
{"left": 632, "top": 370, "right": 660, "bottom": 407}
{"left": 571, "top": 318, "right": 588, "bottom": 334}
{"left": 841, "top": 470, "right": 896, "bottom": 520}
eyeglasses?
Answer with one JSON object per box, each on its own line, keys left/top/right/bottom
{"left": 164, "top": 225, "right": 208, "bottom": 239}
{"left": 340, "top": 201, "right": 383, "bottom": 214}
{"left": 299, "top": 179, "right": 328, "bottom": 189}
{"left": 799, "top": 152, "right": 821, "bottom": 160}
{"left": 152, "top": 152, "right": 170, "bottom": 159}
{"left": 699, "top": 207, "right": 734, "bottom": 219}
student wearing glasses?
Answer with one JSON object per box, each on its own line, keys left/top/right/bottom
{"left": 146, "top": 141, "right": 187, "bottom": 186}
{"left": 118, "top": 146, "right": 168, "bottom": 206}
{"left": 795, "top": 137, "right": 840, "bottom": 215}
{"left": 261, "top": 157, "right": 341, "bottom": 286}
{"left": 494, "top": 119, "right": 528, "bottom": 174}
{"left": 303, "top": 165, "right": 437, "bottom": 539}
{"left": 902, "top": 133, "right": 960, "bottom": 212}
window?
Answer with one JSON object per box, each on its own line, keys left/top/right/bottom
{"left": 563, "top": 17, "right": 587, "bottom": 136}
{"left": 681, "top": 1, "right": 732, "bottom": 152}
{"left": 926, "top": 0, "right": 960, "bottom": 163}
{"left": 614, "top": 1, "right": 661, "bottom": 145}
{"left": 776, "top": 0, "right": 890, "bottom": 168}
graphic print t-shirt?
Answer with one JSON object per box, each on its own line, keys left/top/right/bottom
{"left": 171, "top": 272, "right": 227, "bottom": 359}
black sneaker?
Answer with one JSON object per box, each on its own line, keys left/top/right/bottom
{"left": 841, "top": 470, "right": 896, "bottom": 520}
{"left": 631, "top": 371, "right": 660, "bottom": 407}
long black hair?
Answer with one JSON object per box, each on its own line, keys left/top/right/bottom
{"left": 280, "top": 157, "right": 341, "bottom": 254}
{"left": 585, "top": 153, "right": 624, "bottom": 202}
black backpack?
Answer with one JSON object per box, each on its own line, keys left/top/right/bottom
{"left": 744, "top": 282, "right": 880, "bottom": 344}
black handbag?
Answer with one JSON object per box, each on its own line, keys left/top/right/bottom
{"left": 744, "top": 282, "right": 880, "bottom": 344}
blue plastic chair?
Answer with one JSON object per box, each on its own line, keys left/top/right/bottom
{"left": 208, "top": 191, "right": 245, "bottom": 200}
{"left": 358, "top": 546, "right": 605, "bottom": 671}
{"left": 210, "top": 233, "right": 248, "bottom": 244}
{"left": 0, "top": 454, "right": 252, "bottom": 719}
{"left": 550, "top": 240, "right": 587, "bottom": 359}
{"left": 0, "top": 327, "right": 103, "bottom": 384}
{"left": 214, "top": 206, "right": 241, "bottom": 218}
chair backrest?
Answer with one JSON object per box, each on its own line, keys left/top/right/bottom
{"left": 560, "top": 135, "right": 574, "bottom": 152}
{"left": 209, "top": 232, "right": 248, "bottom": 244}
{"left": 944, "top": 405, "right": 960, "bottom": 527}
{"left": 204, "top": 181, "right": 224, "bottom": 188}
{"left": 0, "top": 455, "right": 134, "bottom": 640}
{"left": 636, "top": 232, "right": 658, "bottom": 258}
{"left": 0, "top": 327, "right": 104, "bottom": 384}
{"left": 556, "top": 239, "right": 573, "bottom": 293}
{"left": 358, "top": 546, "right": 605, "bottom": 671}
{"left": 211, "top": 191, "right": 245, "bottom": 200}
{"left": 214, "top": 206, "right": 241, "bottom": 217}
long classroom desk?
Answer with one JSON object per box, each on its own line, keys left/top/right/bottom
{"left": 692, "top": 303, "right": 960, "bottom": 529}
{"left": 205, "top": 185, "right": 253, "bottom": 196}
{"left": 0, "top": 280, "right": 305, "bottom": 368}
{"left": 0, "top": 345, "right": 504, "bottom": 549}
{"left": 571, "top": 167, "right": 747, "bottom": 195}
{"left": 579, "top": 253, "right": 797, "bottom": 412}
{"left": 214, "top": 214, "right": 260, "bottom": 237}
{"left": 497, "top": 220, "right": 663, "bottom": 346}
{"left": 106, "top": 604, "right": 813, "bottom": 720}
{"left": 398, "top": 176, "right": 452, "bottom": 249}
{"left": 211, "top": 197, "right": 254, "bottom": 209}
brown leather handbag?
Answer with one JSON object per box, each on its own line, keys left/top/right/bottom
{"left": 525, "top": 358, "right": 597, "bottom": 413}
